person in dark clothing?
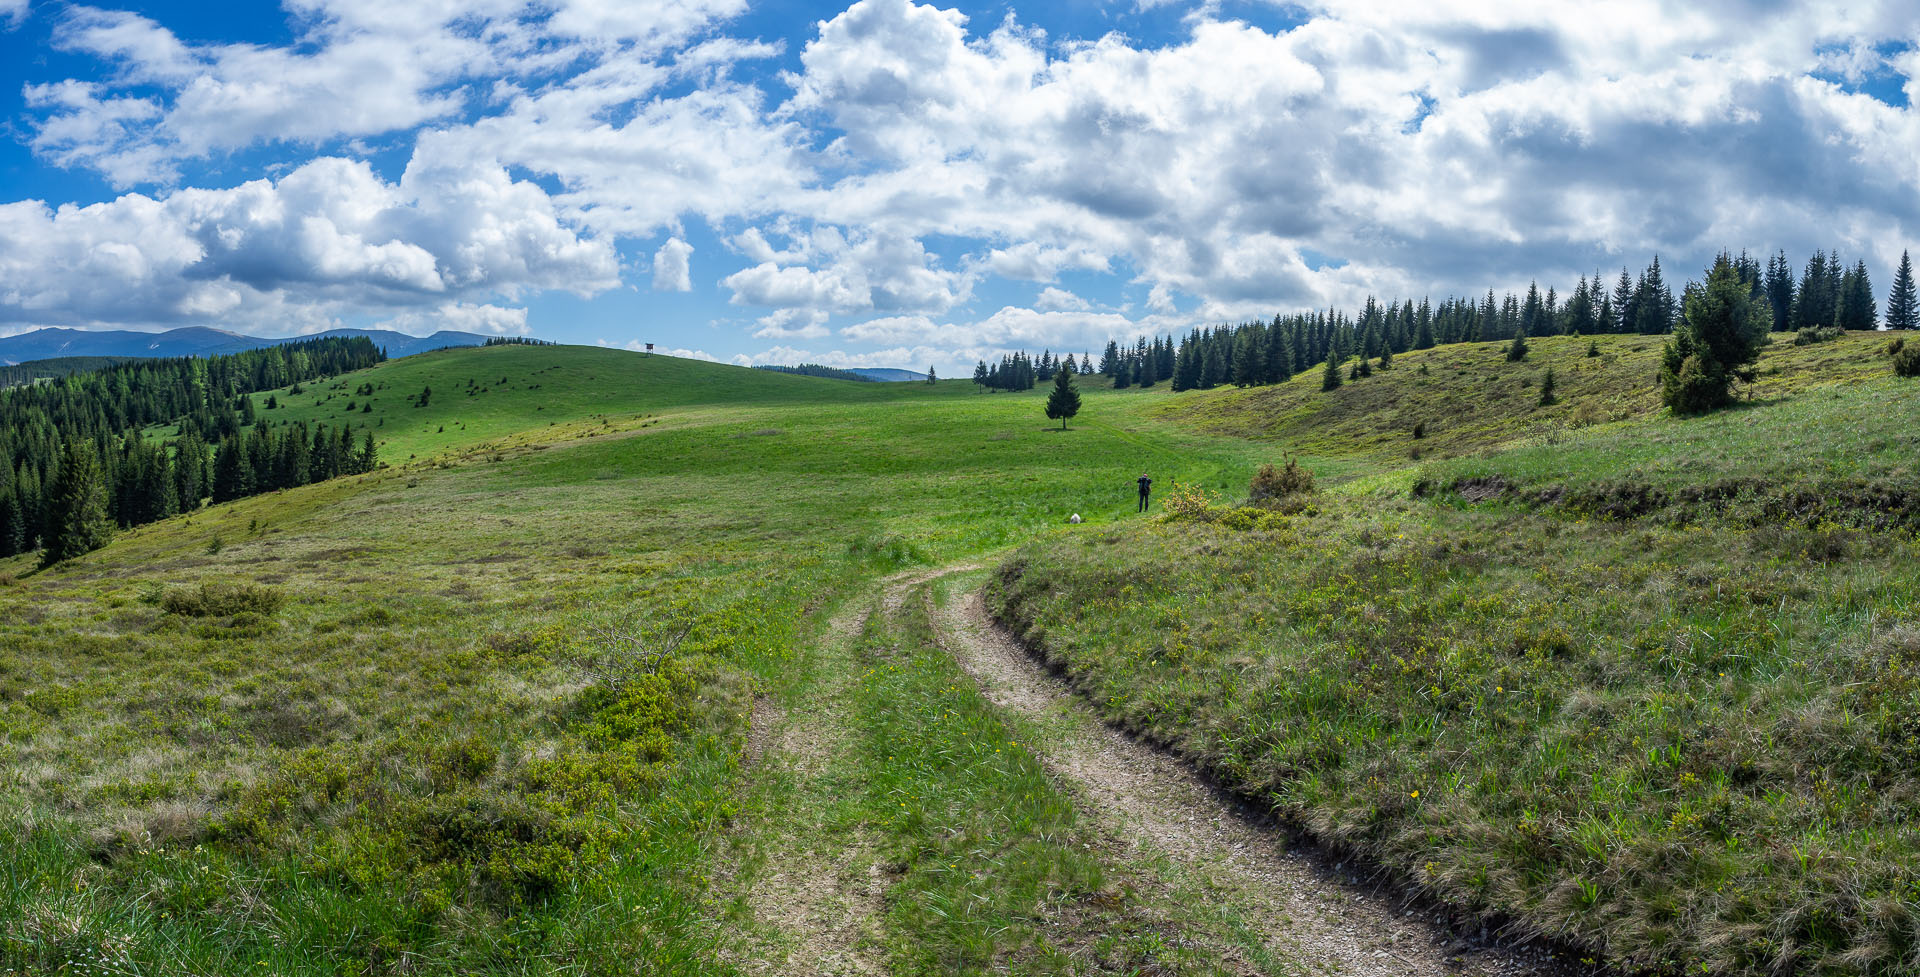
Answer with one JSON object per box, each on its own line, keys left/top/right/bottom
{"left": 1136, "top": 473, "right": 1152, "bottom": 512}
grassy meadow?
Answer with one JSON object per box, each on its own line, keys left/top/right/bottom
{"left": 2, "top": 346, "right": 1276, "bottom": 975}
{"left": 5, "top": 332, "right": 1916, "bottom": 975}
{"left": 995, "top": 334, "right": 1920, "bottom": 975}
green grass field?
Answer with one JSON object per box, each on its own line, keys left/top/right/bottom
{"left": 997, "top": 334, "right": 1920, "bottom": 976}
{"left": 3, "top": 347, "right": 1278, "bottom": 975}
{"left": 5, "top": 334, "right": 1917, "bottom": 975}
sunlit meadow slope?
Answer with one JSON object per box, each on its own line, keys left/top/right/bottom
{"left": 2, "top": 347, "right": 1275, "bottom": 975}
{"left": 996, "top": 333, "right": 1920, "bottom": 976}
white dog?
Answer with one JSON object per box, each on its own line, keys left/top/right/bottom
{"left": 1068, "top": 513, "right": 1083, "bottom": 524}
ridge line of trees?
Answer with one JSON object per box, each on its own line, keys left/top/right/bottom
{"left": 972, "top": 350, "right": 1094, "bottom": 391}
{"left": 1087, "top": 248, "right": 1913, "bottom": 393}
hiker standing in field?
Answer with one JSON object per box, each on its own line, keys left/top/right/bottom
{"left": 1136, "top": 473, "right": 1152, "bottom": 512}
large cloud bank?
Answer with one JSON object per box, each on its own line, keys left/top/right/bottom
{"left": 5, "top": 0, "right": 1919, "bottom": 361}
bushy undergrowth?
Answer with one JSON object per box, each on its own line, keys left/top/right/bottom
{"left": 1892, "top": 337, "right": 1920, "bottom": 378}
{"left": 993, "top": 498, "right": 1920, "bottom": 976}
{"left": 158, "top": 580, "right": 285, "bottom": 617}
{"left": 215, "top": 647, "right": 736, "bottom": 918}
{"left": 1247, "top": 457, "right": 1314, "bottom": 505}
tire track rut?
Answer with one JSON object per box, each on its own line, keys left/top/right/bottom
{"left": 921, "top": 573, "right": 1577, "bottom": 977}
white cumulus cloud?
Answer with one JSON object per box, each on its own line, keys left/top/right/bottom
{"left": 0, "top": 155, "right": 616, "bottom": 333}
{"left": 653, "top": 237, "right": 694, "bottom": 291}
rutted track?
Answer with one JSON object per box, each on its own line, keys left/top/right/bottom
{"left": 913, "top": 568, "right": 1580, "bottom": 977}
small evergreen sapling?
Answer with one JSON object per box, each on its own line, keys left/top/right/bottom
{"left": 1506, "top": 324, "right": 1530, "bottom": 362}
{"left": 1538, "top": 367, "right": 1558, "bottom": 406}
{"left": 1321, "top": 352, "right": 1343, "bottom": 391}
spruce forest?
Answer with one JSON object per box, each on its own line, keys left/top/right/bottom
{"left": 0, "top": 337, "right": 382, "bottom": 561}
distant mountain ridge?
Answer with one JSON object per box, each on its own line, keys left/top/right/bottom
{"left": 0, "top": 326, "right": 490, "bottom": 365}
{"left": 848, "top": 368, "right": 928, "bottom": 382}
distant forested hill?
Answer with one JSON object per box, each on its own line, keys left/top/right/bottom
{"left": 0, "top": 356, "right": 139, "bottom": 388}
{"left": 0, "top": 337, "right": 384, "bottom": 561}
{"left": 754, "top": 363, "right": 878, "bottom": 382}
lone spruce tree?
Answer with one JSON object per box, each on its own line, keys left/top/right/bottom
{"left": 1044, "top": 365, "right": 1081, "bottom": 430}
{"left": 42, "top": 440, "right": 113, "bottom": 566}
{"left": 1889, "top": 250, "right": 1918, "bottom": 331}
{"left": 1660, "top": 253, "right": 1768, "bottom": 414}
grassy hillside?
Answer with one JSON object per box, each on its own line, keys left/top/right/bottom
{"left": 1, "top": 347, "right": 1278, "bottom": 975}
{"left": 13, "top": 333, "right": 1918, "bottom": 975}
{"left": 995, "top": 333, "right": 1920, "bottom": 976}
{"left": 1167, "top": 331, "right": 1895, "bottom": 473}
{"left": 148, "top": 344, "right": 902, "bottom": 461}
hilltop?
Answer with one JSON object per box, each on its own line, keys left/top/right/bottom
{"left": 209, "top": 344, "right": 932, "bottom": 462}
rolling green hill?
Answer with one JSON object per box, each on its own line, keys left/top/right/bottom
{"left": 997, "top": 332, "right": 1920, "bottom": 976}
{"left": 1166, "top": 331, "right": 1895, "bottom": 470}
{"left": 2, "top": 346, "right": 1277, "bottom": 976}
{"left": 151, "top": 344, "right": 905, "bottom": 462}
{"left": 7, "top": 334, "right": 1918, "bottom": 976}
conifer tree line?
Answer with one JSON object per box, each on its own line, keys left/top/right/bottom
{"left": 0, "top": 337, "right": 384, "bottom": 561}
{"left": 972, "top": 350, "right": 1095, "bottom": 391}
{"left": 1087, "top": 249, "right": 1915, "bottom": 394}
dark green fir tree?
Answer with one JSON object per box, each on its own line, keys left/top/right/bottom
{"left": 1506, "top": 323, "right": 1530, "bottom": 362}
{"left": 1887, "top": 250, "right": 1917, "bottom": 331}
{"left": 1661, "top": 254, "right": 1767, "bottom": 414}
{"left": 1044, "top": 364, "right": 1081, "bottom": 430}
{"left": 42, "top": 440, "right": 114, "bottom": 566}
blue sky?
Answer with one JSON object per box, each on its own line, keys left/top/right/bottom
{"left": 1, "top": 0, "right": 1917, "bottom": 371}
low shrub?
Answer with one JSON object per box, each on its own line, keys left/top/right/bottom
{"left": 1890, "top": 337, "right": 1920, "bottom": 378}
{"left": 1159, "top": 482, "right": 1214, "bottom": 521}
{"left": 1249, "top": 457, "right": 1315, "bottom": 504}
{"left": 1794, "top": 325, "right": 1844, "bottom": 346}
{"left": 160, "top": 581, "right": 286, "bottom": 618}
